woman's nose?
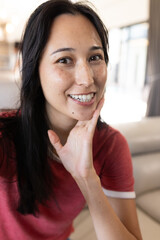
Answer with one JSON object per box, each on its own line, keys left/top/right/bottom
{"left": 75, "top": 62, "right": 94, "bottom": 87}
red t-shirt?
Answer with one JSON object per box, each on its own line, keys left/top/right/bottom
{"left": 0, "top": 112, "right": 135, "bottom": 240}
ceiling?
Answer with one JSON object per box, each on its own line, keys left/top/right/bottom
{"left": 0, "top": 0, "right": 149, "bottom": 42}
{"left": 0, "top": 0, "right": 120, "bottom": 20}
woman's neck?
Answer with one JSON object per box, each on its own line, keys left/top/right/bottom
{"left": 47, "top": 111, "right": 77, "bottom": 146}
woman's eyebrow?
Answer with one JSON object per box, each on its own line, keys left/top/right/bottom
{"left": 50, "top": 48, "right": 75, "bottom": 55}
{"left": 50, "top": 46, "right": 103, "bottom": 56}
{"left": 89, "top": 46, "right": 103, "bottom": 51}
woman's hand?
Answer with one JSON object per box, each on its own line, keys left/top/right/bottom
{"left": 48, "top": 98, "right": 104, "bottom": 179}
{"left": 48, "top": 98, "right": 143, "bottom": 240}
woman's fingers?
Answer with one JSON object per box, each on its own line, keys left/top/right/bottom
{"left": 76, "top": 97, "right": 105, "bottom": 127}
{"left": 48, "top": 130, "right": 62, "bottom": 153}
{"left": 88, "top": 97, "right": 105, "bottom": 132}
{"left": 94, "top": 97, "right": 105, "bottom": 118}
{"left": 75, "top": 97, "right": 104, "bottom": 140}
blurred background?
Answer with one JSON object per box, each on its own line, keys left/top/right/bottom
{"left": 0, "top": 0, "right": 154, "bottom": 124}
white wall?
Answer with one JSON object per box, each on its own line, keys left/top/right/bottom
{"left": 91, "top": 0, "right": 149, "bottom": 29}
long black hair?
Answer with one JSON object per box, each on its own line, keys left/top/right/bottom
{"left": 0, "top": 0, "right": 109, "bottom": 215}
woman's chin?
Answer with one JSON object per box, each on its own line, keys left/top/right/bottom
{"left": 74, "top": 112, "right": 94, "bottom": 121}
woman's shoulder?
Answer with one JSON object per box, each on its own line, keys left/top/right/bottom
{"left": 0, "top": 109, "right": 20, "bottom": 148}
{"left": 0, "top": 110, "right": 18, "bottom": 177}
{"left": 94, "top": 120, "right": 128, "bottom": 150}
{"left": 0, "top": 109, "right": 20, "bottom": 126}
{"left": 95, "top": 121, "right": 123, "bottom": 139}
{"left": 0, "top": 109, "right": 18, "bottom": 119}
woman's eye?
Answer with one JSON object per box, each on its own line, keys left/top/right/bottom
{"left": 89, "top": 54, "right": 103, "bottom": 62}
{"left": 57, "top": 57, "right": 72, "bottom": 64}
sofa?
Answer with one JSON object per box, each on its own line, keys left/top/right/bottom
{"left": 112, "top": 117, "right": 160, "bottom": 240}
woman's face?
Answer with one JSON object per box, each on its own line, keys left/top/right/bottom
{"left": 39, "top": 14, "right": 107, "bottom": 126}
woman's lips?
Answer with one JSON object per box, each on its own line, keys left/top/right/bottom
{"left": 68, "top": 92, "right": 96, "bottom": 105}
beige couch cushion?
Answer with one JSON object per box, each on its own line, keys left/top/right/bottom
{"left": 112, "top": 117, "right": 160, "bottom": 155}
{"left": 132, "top": 152, "right": 160, "bottom": 196}
{"left": 136, "top": 189, "right": 160, "bottom": 223}
{"left": 137, "top": 207, "right": 160, "bottom": 240}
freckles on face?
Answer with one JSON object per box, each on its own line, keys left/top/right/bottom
{"left": 40, "top": 56, "right": 72, "bottom": 96}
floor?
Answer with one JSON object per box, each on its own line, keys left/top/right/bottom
{"left": 70, "top": 207, "right": 160, "bottom": 240}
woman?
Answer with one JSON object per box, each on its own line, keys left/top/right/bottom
{"left": 0, "top": 0, "right": 142, "bottom": 239}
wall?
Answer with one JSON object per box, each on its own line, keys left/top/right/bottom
{"left": 91, "top": 0, "right": 149, "bottom": 29}
{"left": 0, "top": 0, "right": 150, "bottom": 41}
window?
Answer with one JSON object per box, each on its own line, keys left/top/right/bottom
{"left": 101, "top": 23, "right": 149, "bottom": 124}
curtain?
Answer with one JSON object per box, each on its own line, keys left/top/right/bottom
{"left": 146, "top": 0, "right": 160, "bottom": 116}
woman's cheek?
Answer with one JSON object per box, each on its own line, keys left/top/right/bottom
{"left": 53, "top": 67, "right": 74, "bottom": 87}
{"left": 95, "top": 64, "right": 107, "bottom": 85}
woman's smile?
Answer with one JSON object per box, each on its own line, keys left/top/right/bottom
{"left": 68, "top": 92, "right": 96, "bottom": 105}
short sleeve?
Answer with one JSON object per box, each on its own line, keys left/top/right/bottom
{"left": 93, "top": 125, "right": 135, "bottom": 199}
{"left": 0, "top": 112, "right": 18, "bottom": 179}
{"left": 0, "top": 131, "right": 16, "bottom": 179}
{"left": 0, "top": 132, "right": 5, "bottom": 176}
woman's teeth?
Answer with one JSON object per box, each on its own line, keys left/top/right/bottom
{"left": 69, "top": 93, "right": 94, "bottom": 102}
